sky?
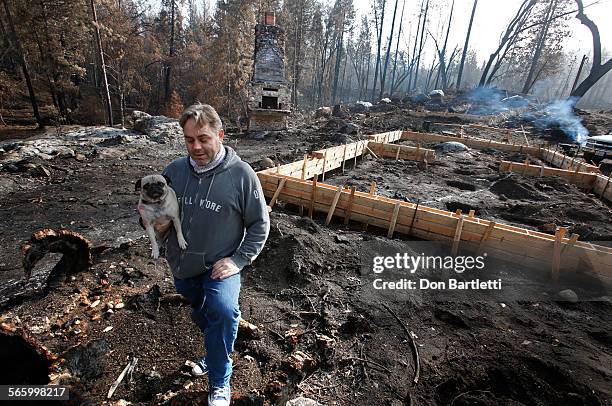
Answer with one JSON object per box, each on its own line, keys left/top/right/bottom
{"left": 351, "top": 0, "right": 612, "bottom": 64}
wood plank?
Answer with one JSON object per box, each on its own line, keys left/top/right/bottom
{"left": 325, "top": 185, "right": 344, "bottom": 225}
{"left": 451, "top": 215, "right": 465, "bottom": 256}
{"left": 268, "top": 177, "right": 287, "bottom": 210}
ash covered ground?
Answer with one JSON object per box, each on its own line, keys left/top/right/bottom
{"left": 0, "top": 104, "right": 611, "bottom": 405}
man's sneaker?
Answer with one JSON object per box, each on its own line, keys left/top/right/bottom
{"left": 191, "top": 357, "right": 208, "bottom": 377}
{"left": 208, "top": 386, "right": 231, "bottom": 406}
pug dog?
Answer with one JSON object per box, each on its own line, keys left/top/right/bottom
{"left": 135, "top": 174, "right": 188, "bottom": 259}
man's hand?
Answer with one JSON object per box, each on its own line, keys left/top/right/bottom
{"left": 211, "top": 257, "right": 240, "bottom": 280}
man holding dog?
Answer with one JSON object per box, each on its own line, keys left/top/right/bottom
{"left": 151, "top": 103, "right": 270, "bottom": 405}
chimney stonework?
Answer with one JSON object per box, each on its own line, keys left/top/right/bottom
{"left": 247, "top": 12, "right": 291, "bottom": 131}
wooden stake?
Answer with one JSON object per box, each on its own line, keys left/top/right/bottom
{"left": 451, "top": 215, "right": 465, "bottom": 256}
{"left": 468, "top": 210, "right": 475, "bottom": 217}
{"left": 321, "top": 150, "right": 327, "bottom": 181}
{"left": 268, "top": 178, "right": 286, "bottom": 210}
{"left": 365, "top": 145, "right": 379, "bottom": 159}
{"left": 301, "top": 154, "right": 308, "bottom": 180}
{"left": 561, "top": 233, "right": 579, "bottom": 255}
{"left": 539, "top": 165, "right": 544, "bottom": 177}
{"left": 477, "top": 221, "right": 496, "bottom": 254}
{"left": 455, "top": 209, "right": 462, "bottom": 216}
{"left": 276, "top": 164, "right": 280, "bottom": 174}
{"left": 308, "top": 174, "right": 318, "bottom": 218}
{"left": 354, "top": 143, "right": 358, "bottom": 167}
{"left": 551, "top": 227, "right": 567, "bottom": 282}
{"left": 325, "top": 185, "right": 344, "bottom": 225}
{"left": 387, "top": 202, "right": 401, "bottom": 238}
{"left": 601, "top": 173, "right": 612, "bottom": 199}
{"left": 408, "top": 200, "right": 420, "bottom": 235}
{"left": 395, "top": 145, "right": 401, "bottom": 161}
{"left": 341, "top": 143, "right": 347, "bottom": 173}
{"left": 344, "top": 186, "right": 356, "bottom": 225}
{"left": 369, "top": 181, "right": 377, "bottom": 195}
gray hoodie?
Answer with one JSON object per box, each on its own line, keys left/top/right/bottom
{"left": 161, "top": 145, "right": 270, "bottom": 279}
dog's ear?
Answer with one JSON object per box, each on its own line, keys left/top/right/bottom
{"left": 163, "top": 174, "right": 172, "bottom": 186}
{"left": 135, "top": 178, "right": 142, "bottom": 191}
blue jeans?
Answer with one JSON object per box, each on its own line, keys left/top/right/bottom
{"left": 174, "top": 271, "right": 241, "bottom": 387}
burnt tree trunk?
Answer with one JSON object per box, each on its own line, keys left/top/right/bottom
{"left": 389, "top": 0, "right": 406, "bottom": 96}
{"left": 522, "top": 0, "right": 556, "bottom": 94}
{"left": 370, "top": 0, "right": 385, "bottom": 100}
{"left": 89, "top": 0, "right": 113, "bottom": 126}
{"left": 569, "top": 0, "right": 612, "bottom": 99}
{"left": 412, "top": 0, "right": 430, "bottom": 91}
{"left": 164, "top": 0, "right": 176, "bottom": 103}
{"left": 2, "top": 0, "right": 44, "bottom": 128}
{"left": 379, "top": 0, "right": 399, "bottom": 99}
{"left": 456, "top": 0, "right": 477, "bottom": 89}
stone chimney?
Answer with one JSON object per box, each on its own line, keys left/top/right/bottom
{"left": 247, "top": 11, "right": 290, "bottom": 131}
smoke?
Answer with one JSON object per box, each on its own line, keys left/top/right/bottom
{"left": 463, "top": 86, "right": 508, "bottom": 115}
{"left": 532, "top": 97, "right": 589, "bottom": 144}
{"left": 462, "top": 87, "right": 588, "bottom": 144}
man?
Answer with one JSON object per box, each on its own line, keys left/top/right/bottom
{"left": 150, "top": 103, "right": 270, "bottom": 405}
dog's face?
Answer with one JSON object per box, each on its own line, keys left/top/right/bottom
{"left": 135, "top": 174, "right": 171, "bottom": 201}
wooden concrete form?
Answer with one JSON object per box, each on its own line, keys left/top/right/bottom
{"left": 257, "top": 130, "right": 612, "bottom": 281}
{"left": 258, "top": 172, "right": 612, "bottom": 282}
{"left": 367, "top": 142, "right": 435, "bottom": 162}
{"left": 260, "top": 130, "right": 404, "bottom": 180}
{"left": 499, "top": 161, "right": 597, "bottom": 189}
{"left": 400, "top": 130, "right": 542, "bottom": 156}
{"left": 539, "top": 148, "right": 600, "bottom": 173}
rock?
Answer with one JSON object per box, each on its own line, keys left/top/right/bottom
{"left": 435, "top": 141, "right": 469, "bottom": 154}
{"left": 114, "top": 302, "right": 125, "bottom": 310}
{"left": 75, "top": 153, "right": 86, "bottom": 161}
{"left": 36, "top": 153, "right": 53, "bottom": 160}
{"left": 380, "top": 98, "right": 392, "bottom": 103}
{"left": 335, "top": 235, "right": 350, "bottom": 243}
{"left": 287, "top": 397, "right": 322, "bottom": 406}
{"left": 429, "top": 89, "right": 445, "bottom": 98}
{"left": 247, "top": 131, "right": 268, "bottom": 140}
{"left": 558, "top": 289, "right": 578, "bottom": 303}
{"left": 351, "top": 101, "right": 372, "bottom": 113}
{"left": 56, "top": 147, "right": 75, "bottom": 158}
{"left": 258, "top": 157, "right": 275, "bottom": 169}
{"left": 314, "top": 106, "right": 332, "bottom": 118}
{"left": 339, "top": 122, "right": 359, "bottom": 134}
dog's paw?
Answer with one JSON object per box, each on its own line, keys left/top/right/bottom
{"left": 178, "top": 236, "right": 188, "bottom": 250}
{"left": 151, "top": 249, "right": 160, "bottom": 259}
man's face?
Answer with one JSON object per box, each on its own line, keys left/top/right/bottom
{"left": 183, "top": 118, "right": 224, "bottom": 166}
